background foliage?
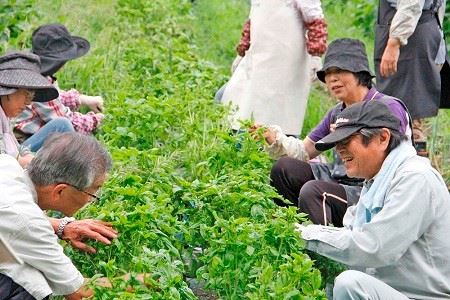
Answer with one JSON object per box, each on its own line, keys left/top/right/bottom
{"left": 2, "top": 0, "right": 449, "bottom": 299}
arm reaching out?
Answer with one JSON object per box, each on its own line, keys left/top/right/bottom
{"left": 50, "top": 218, "right": 118, "bottom": 253}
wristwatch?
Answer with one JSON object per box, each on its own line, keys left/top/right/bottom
{"left": 56, "top": 217, "right": 76, "bottom": 239}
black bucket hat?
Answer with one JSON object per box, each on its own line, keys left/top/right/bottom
{"left": 31, "top": 23, "right": 90, "bottom": 76}
{"left": 315, "top": 100, "right": 401, "bottom": 152}
{"left": 0, "top": 51, "right": 59, "bottom": 102}
{"left": 316, "top": 38, "right": 374, "bottom": 83}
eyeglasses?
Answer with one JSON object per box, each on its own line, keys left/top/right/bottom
{"left": 5, "top": 90, "right": 35, "bottom": 103}
{"left": 64, "top": 183, "right": 101, "bottom": 201}
{"left": 24, "top": 90, "right": 35, "bottom": 102}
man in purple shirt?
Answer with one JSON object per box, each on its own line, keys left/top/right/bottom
{"left": 255, "top": 39, "right": 412, "bottom": 227}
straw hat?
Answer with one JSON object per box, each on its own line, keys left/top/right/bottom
{"left": 0, "top": 51, "right": 59, "bottom": 102}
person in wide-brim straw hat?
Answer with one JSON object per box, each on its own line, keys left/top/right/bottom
{"left": 0, "top": 51, "right": 58, "bottom": 102}
{"left": 13, "top": 23, "right": 105, "bottom": 154}
{"left": 0, "top": 51, "right": 62, "bottom": 167}
{"left": 251, "top": 38, "right": 413, "bottom": 229}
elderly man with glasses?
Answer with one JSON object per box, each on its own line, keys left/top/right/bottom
{"left": 0, "top": 132, "right": 116, "bottom": 300}
{"left": 297, "top": 100, "right": 450, "bottom": 299}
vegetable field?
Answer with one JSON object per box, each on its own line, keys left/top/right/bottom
{"left": 2, "top": 0, "right": 449, "bottom": 299}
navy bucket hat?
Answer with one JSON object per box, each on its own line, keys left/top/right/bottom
{"left": 31, "top": 23, "right": 90, "bottom": 76}
{"left": 316, "top": 38, "right": 374, "bottom": 83}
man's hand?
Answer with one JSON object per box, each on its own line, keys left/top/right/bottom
{"left": 380, "top": 38, "right": 401, "bottom": 77}
{"left": 79, "top": 95, "right": 104, "bottom": 113}
{"left": 64, "top": 286, "right": 93, "bottom": 300}
{"left": 62, "top": 219, "right": 118, "bottom": 253}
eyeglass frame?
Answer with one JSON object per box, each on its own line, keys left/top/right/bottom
{"left": 62, "top": 183, "right": 101, "bottom": 201}
{"left": 24, "top": 89, "right": 35, "bottom": 102}
{"left": 5, "top": 89, "right": 35, "bottom": 103}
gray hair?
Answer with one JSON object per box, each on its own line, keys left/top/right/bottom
{"left": 28, "top": 132, "right": 112, "bottom": 189}
{"left": 359, "top": 128, "right": 408, "bottom": 154}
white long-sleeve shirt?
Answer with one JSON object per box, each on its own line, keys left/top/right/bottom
{"left": 387, "top": 0, "right": 446, "bottom": 64}
{"left": 388, "top": 0, "right": 427, "bottom": 45}
{"left": 301, "top": 155, "right": 450, "bottom": 299}
{"left": 295, "top": 0, "right": 324, "bottom": 22}
{"left": 0, "top": 154, "right": 83, "bottom": 299}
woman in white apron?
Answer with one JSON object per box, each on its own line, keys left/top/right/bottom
{"left": 221, "top": 0, "right": 327, "bottom": 136}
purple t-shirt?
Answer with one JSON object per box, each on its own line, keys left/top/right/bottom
{"left": 308, "top": 88, "right": 409, "bottom": 143}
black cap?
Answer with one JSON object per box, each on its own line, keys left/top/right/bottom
{"left": 316, "top": 38, "right": 374, "bottom": 83}
{"left": 315, "top": 101, "right": 401, "bottom": 151}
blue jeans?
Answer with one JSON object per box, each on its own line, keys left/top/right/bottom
{"left": 22, "top": 117, "right": 74, "bottom": 152}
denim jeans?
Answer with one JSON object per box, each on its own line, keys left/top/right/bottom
{"left": 22, "top": 117, "right": 74, "bottom": 152}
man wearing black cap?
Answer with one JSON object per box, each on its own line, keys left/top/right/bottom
{"left": 297, "top": 100, "right": 450, "bottom": 299}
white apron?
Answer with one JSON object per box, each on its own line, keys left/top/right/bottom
{"left": 222, "top": 0, "right": 311, "bottom": 136}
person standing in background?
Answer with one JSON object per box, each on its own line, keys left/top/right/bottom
{"left": 375, "top": 0, "right": 449, "bottom": 155}
{"left": 220, "top": 0, "right": 327, "bottom": 137}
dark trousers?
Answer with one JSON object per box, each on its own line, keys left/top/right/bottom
{"left": 270, "top": 157, "right": 348, "bottom": 227}
{"left": 0, "top": 274, "right": 49, "bottom": 300}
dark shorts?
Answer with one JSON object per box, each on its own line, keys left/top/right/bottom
{"left": 0, "top": 273, "right": 49, "bottom": 300}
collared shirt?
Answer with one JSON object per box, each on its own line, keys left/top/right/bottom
{"left": 1, "top": 105, "right": 32, "bottom": 158}
{"left": 265, "top": 88, "right": 411, "bottom": 161}
{"left": 0, "top": 154, "right": 84, "bottom": 300}
{"left": 302, "top": 155, "right": 450, "bottom": 299}
{"left": 308, "top": 87, "right": 410, "bottom": 142}
{"left": 14, "top": 85, "right": 102, "bottom": 136}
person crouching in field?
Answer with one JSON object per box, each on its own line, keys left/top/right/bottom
{"left": 0, "top": 133, "right": 114, "bottom": 299}
{"left": 297, "top": 100, "right": 450, "bottom": 299}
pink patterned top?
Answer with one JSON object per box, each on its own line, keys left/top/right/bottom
{"left": 14, "top": 80, "right": 102, "bottom": 136}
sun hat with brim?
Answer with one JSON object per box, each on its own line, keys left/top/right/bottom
{"left": 0, "top": 51, "right": 59, "bottom": 102}
{"left": 31, "top": 23, "right": 90, "bottom": 76}
{"left": 316, "top": 38, "right": 375, "bottom": 83}
{"left": 315, "top": 100, "right": 401, "bottom": 152}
